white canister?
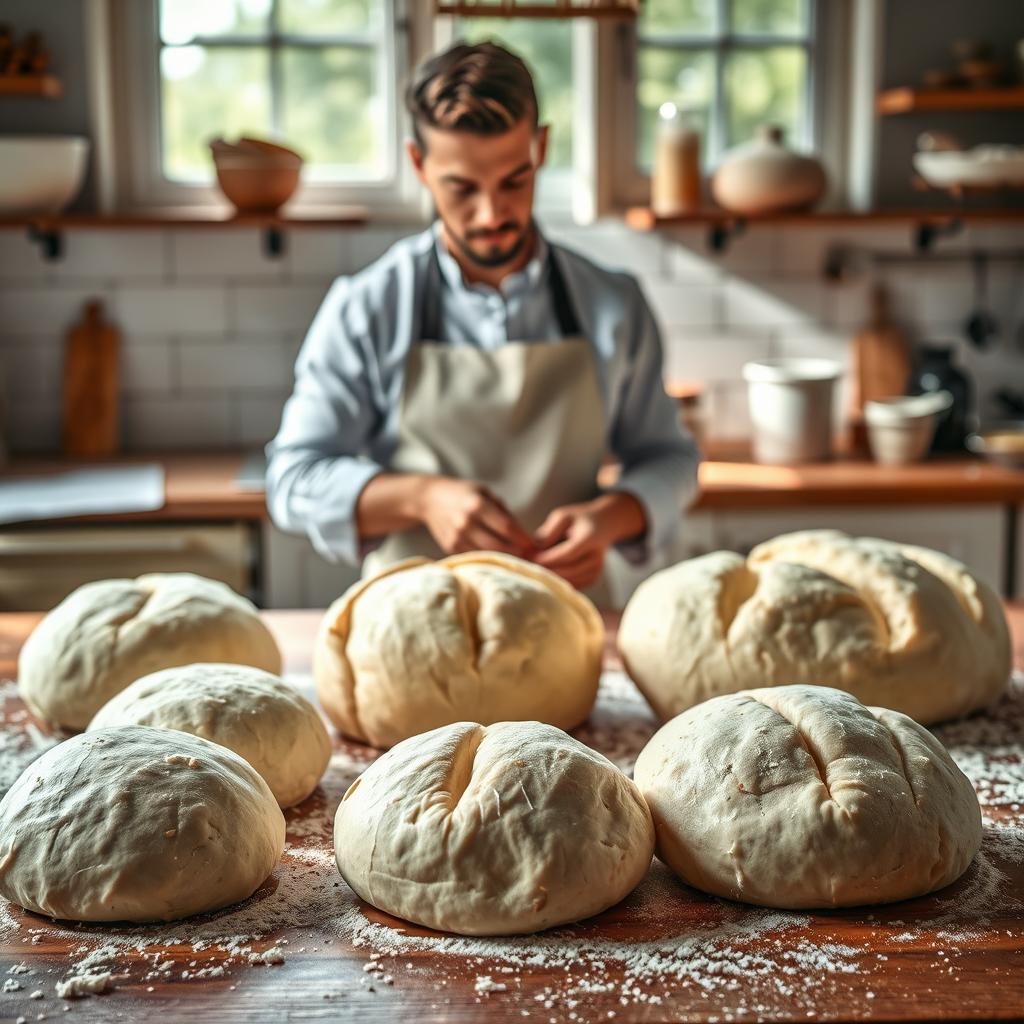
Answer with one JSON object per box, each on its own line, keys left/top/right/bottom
{"left": 742, "top": 358, "right": 843, "bottom": 465}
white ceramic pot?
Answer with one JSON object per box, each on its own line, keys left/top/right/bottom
{"left": 743, "top": 358, "right": 843, "bottom": 465}
{"left": 712, "top": 124, "right": 826, "bottom": 215}
{"left": 864, "top": 391, "right": 953, "bottom": 466}
{"left": 0, "top": 136, "right": 90, "bottom": 215}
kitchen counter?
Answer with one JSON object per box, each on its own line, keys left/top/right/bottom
{"left": 4, "top": 450, "right": 1024, "bottom": 524}
{"left": 0, "top": 606, "right": 1022, "bottom": 1023}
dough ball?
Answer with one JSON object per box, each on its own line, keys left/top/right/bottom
{"left": 315, "top": 553, "right": 604, "bottom": 748}
{"left": 19, "top": 573, "right": 283, "bottom": 730}
{"left": 334, "top": 720, "right": 655, "bottom": 935}
{"left": 0, "top": 726, "right": 285, "bottom": 922}
{"left": 88, "top": 664, "right": 331, "bottom": 808}
{"left": 619, "top": 531, "right": 1010, "bottom": 725}
{"left": 634, "top": 685, "right": 982, "bottom": 909}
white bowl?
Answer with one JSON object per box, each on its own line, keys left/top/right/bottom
{"left": 914, "top": 146, "right": 1024, "bottom": 189}
{"left": 0, "top": 135, "right": 90, "bottom": 215}
{"left": 864, "top": 392, "right": 953, "bottom": 465}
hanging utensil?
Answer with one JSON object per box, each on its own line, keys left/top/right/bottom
{"left": 964, "top": 251, "right": 999, "bottom": 350}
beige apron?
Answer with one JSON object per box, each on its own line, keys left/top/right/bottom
{"left": 362, "top": 244, "right": 613, "bottom": 603}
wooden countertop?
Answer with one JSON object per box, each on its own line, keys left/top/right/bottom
{"left": 0, "top": 606, "right": 1022, "bottom": 1022}
{"left": 3, "top": 450, "right": 1024, "bottom": 526}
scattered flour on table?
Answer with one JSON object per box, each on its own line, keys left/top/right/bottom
{"left": 0, "top": 669, "right": 1022, "bottom": 1016}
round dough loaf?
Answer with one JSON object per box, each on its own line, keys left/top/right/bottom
{"left": 334, "top": 720, "right": 655, "bottom": 935}
{"left": 0, "top": 725, "right": 285, "bottom": 922}
{"left": 19, "top": 573, "right": 283, "bottom": 730}
{"left": 315, "top": 553, "right": 604, "bottom": 748}
{"left": 633, "top": 685, "right": 982, "bottom": 909}
{"left": 619, "top": 530, "right": 1011, "bottom": 725}
{"left": 87, "top": 664, "right": 331, "bottom": 808}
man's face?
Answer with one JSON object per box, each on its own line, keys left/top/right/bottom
{"left": 408, "top": 117, "right": 548, "bottom": 269}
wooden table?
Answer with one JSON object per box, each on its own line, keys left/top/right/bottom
{"left": 1, "top": 609, "right": 1022, "bottom": 1023}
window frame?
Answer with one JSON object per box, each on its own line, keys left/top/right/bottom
{"left": 610, "top": 0, "right": 849, "bottom": 211}
{"left": 86, "top": 0, "right": 854, "bottom": 221}
{"left": 95, "top": 0, "right": 426, "bottom": 217}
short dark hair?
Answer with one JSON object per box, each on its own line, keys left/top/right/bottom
{"left": 405, "top": 40, "right": 539, "bottom": 150}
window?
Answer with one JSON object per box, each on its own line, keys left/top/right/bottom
{"left": 158, "top": 0, "right": 390, "bottom": 184}
{"left": 106, "top": 0, "right": 413, "bottom": 212}
{"left": 635, "top": 0, "right": 817, "bottom": 172}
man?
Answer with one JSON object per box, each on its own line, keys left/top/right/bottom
{"left": 266, "top": 41, "right": 699, "bottom": 599}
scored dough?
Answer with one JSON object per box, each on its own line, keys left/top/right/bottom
{"left": 18, "top": 573, "right": 282, "bottom": 730}
{"left": 88, "top": 664, "right": 331, "bottom": 808}
{"left": 334, "top": 720, "right": 655, "bottom": 935}
{"left": 633, "top": 685, "right": 982, "bottom": 909}
{"left": 315, "top": 553, "right": 604, "bottom": 748}
{"left": 0, "top": 726, "right": 285, "bottom": 922}
{"left": 619, "top": 530, "right": 1011, "bottom": 725}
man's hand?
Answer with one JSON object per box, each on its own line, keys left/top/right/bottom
{"left": 532, "top": 492, "right": 648, "bottom": 590}
{"left": 420, "top": 477, "right": 537, "bottom": 558}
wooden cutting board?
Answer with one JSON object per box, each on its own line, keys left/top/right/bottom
{"left": 847, "top": 285, "right": 912, "bottom": 456}
{"left": 0, "top": 609, "right": 1022, "bottom": 1023}
{"left": 62, "top": 300, "right": 119, "bottom": 458}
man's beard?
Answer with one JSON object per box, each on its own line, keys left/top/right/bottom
{"left": 448, "top": 219, "right": 531, "bottom": 268}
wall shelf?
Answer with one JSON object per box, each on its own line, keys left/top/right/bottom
{"left": 623, "top": 206, "right": 1024, "bottom": 253}
{"left": 0, "top": 207, "right": 369, "bottom": 261}
{"left": 877, "top": 86, "right": 1024, "bottom": 114}
{"left": 0, "top": 74, "right": 62, "bottom": 98}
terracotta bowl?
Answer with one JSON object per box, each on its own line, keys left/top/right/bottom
{"left": 213, "top": 160, "right": 301, "bottom": 213}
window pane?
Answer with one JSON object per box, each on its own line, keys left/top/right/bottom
{"left": 457, "top": 19, "right": 573, "bottom": 170}
{"left": 730, "top": 0, "right": 808, "bottom": 36}
{"left": 636, "top": 47, "right": 715, "bottom": 170}
{"left": 161, "top": 46, "right": 271, "bottom": 181}
{"left": 639, "top": 0, "right": 717, "bottom": 36}
{"left": 281, "top": 47, "right": 385, "bottom": 178}
{"left": 160, "top": 0, "right": 270, "bottom": 43}
{"left": 724, "top": 46, "right": 807, "bottom": 148}
{"left": 279, "top": 0, "right": 376, "bottom": 35}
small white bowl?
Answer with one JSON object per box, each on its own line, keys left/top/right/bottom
{"left": 0, "top": 136, "right": 90, "bottom": 215}
{"left": 864, "top": 392, "right": 953, "bottom": 465}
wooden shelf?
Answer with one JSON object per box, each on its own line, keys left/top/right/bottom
{"left": 877, "top": 85, "right": 1024, "bottom": 114}
{"left": 0, "top": 74, "right": 62, "bottom": 98}
{"left": 0, "top": 206, "right": 369, "bottom": 231}
{"left": 624, "top": 206, "right": 1024, "bottom": 232}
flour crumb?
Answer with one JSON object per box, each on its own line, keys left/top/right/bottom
{"left": 475, "top": 975, "right": 508, "bottom": 996}
{"left": 55, "top": 972, "right": 114, "bottom": 999}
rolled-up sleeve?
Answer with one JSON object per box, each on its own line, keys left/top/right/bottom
{"left": 265, "top": 278, "right": 386, "bottom": 566}
{"left": 606, "top": 278, "right": 701, "bottom": 565}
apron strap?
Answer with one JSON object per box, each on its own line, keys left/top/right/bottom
{"left": 419, "top": 230, "right": 582, "bottom": 342}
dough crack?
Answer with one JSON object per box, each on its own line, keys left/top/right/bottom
{"left": 876, "top": 715, "right": 921, "bottom": 808}
{"left": 749, "top": 696, "right": 834, "bottom": 801}
{"left": 443, "top": 726, "right": 486, "bottom": 814}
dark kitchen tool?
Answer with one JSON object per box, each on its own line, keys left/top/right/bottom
{"left": 910, "top": 343, "right": 973, "bottom": 452}
{"left": 964, "top": 252, "right": 998, "bottom": 350}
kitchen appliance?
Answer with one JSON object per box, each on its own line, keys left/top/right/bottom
{"left": 909, "top": 344, "right": 973, "bottom": 452}
{"left": 742, "top": 358, "right": 843, "bottom": 465}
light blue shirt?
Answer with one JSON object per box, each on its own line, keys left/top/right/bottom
{"left": 265, "top": 221, "right": 701, "bottom": 568}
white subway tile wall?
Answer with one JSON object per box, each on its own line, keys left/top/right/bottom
{"left": 1, "top": 220, "right": 1021, "bottom": 455}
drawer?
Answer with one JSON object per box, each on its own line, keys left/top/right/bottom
{"left": 0, "top": 522, "right": 255, "bottom": 611}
